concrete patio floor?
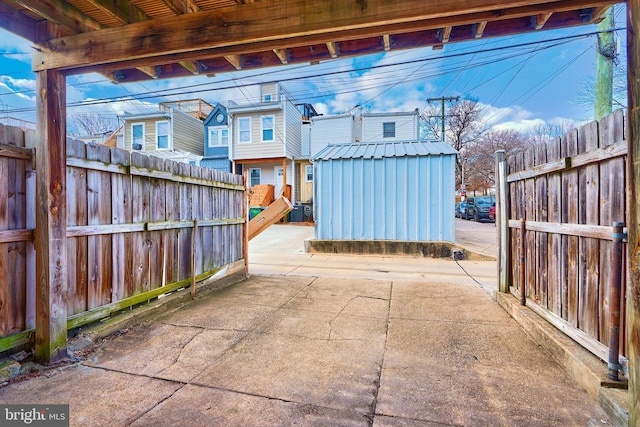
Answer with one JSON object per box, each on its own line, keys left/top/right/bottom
{"left": 0, "top": 225, "right": 610, "bottom": 426}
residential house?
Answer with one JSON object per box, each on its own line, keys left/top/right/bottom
{"left": 228, "top": 82, "right": 305, "bottom": 202}
{"left": 297, "top": 109, "right": 421, "bottom": 207}
{"left": 202, "top": 103, "right": 232, "bottom": 172}
{"left": 120, "top": 103, "right": 205, "bottom": 165}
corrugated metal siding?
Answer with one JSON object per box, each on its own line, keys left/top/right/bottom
{"left": 362, "top": 113, "right": 418, "bottom": 142}
{"left": 172, "top": 110, "right": 204, "bottom": 155}
{"left": 314, "top": 150, "right": 456, "bottom": 242}
{"left": 309, "top": 115, "right": 354, "bottom": 156}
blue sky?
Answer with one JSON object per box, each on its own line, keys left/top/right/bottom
{"left": 0, "top": 4, "right": 627, "bottom": 135}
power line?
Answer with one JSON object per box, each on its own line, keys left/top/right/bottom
{"left": 2, "top": 27, "right": 623, "bottom": 115}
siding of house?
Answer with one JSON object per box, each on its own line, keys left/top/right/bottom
{"left": 309, "top": 115, "right": 354, "bottom": 156}
{"left": 298, "top": 160, "right": 313, "bottom": 203}
{"left": 361, "top": 113, "right": 419, "bottom": 142}
{"left": 123, "top": 110, "right": 203, "bottom": 155}
{"left": 172, "top": 109, "right": 204, "bottom": 155}
{"left": 261, "top": 82, "right": 279, "bottom": 100}
{"left": 232, "top": 111, "right": 285, "bottom": 160}
{"left": 124, "top": 117, "right": 163, "bottom": 151}
{"left": 200, "top": 158, "right": 231, "bottom": 172}
{"left": 283, "top": 95, "right": 302, "bottom": 159}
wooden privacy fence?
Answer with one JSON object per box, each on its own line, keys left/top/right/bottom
{"left": 498, "top": 110, "right": 627, "bottom": 364}
{"left": 0, "top": 124, "right": 246, "bottom": 353}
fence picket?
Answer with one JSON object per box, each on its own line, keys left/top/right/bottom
{"left": 562, "top": 129, "right": 579, "bottom": 324}
{"left": 67, "top": 140, "right": 88, "bottom": 314}
{"left": 534, "top": 142, "right": 548, "bottom": 308}
{"left": 547, "top": 137, "right": 563, "bottom": 316}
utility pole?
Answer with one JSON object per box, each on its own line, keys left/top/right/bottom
{"left": 427, "top": 96, "right": 460, "bottom": 142}
{"left": 594, "top": 7, "right": 615, "bottom": 120}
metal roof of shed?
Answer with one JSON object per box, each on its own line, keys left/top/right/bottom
{"left": 312, "top": 140, "right": 457, "bottom": 161}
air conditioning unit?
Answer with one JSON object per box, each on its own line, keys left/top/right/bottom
{"left": 132, "top": 143, "right": 142, "bottom": 150}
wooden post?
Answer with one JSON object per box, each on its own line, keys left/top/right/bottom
{"left": 191, "top": 219, "right": 198, "bottom": 298}
{"left": 627, "top": 0, "right": 640, "bottom": 423}
{"left": 35, "top": 69, "right": 67, "bottom": 363}
{"left": 242, "top": 170, "right": 249, "bottom": 277}
{"left": 608, "top": 221, "right": 624, "bottom": 381}
{"left": 495, "top": 150, "right": 509, "bottom": 293}
{"left": 520, "top": 218, "right": 526, "bottom": 306}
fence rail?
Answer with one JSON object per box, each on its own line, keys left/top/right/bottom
{"left": 501, "top": 110, "right": 628, "bottom": 362}
{"left": 0, "top": 124, "right": 246, "bottom": 353}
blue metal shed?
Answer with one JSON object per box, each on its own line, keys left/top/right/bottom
{"left": 313, "top": 140, "right": 457, "bottom": 242}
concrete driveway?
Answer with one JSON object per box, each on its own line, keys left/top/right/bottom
{"left": 0, "top": 225, "right": 609, "bottom": 426}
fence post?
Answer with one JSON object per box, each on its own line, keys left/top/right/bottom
{"left": 608, "top": 221, "right": 624, "bottom": 380}
{"left": 495, "top": 150, "right": 509, "bottom": 293}
{"left": 520, "top": 218, "right": 526, "bottom": 306}
{"left": 627, "top": 0, "right": 640, "bottom": 422}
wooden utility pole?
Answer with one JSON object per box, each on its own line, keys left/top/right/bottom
{"left": 595, "top": 7, "right": 615, "bottom": 120}
{"left": 35, "top": 70, "right": 68, "bottom": 363}
{"left": 426, "top": 96, "right": 459, "bottom": 142}
{"left": 627, "top": 0, "right": 640, "bottom": 423}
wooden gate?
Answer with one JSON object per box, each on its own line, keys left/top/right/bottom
{"left": 497, "top": 110, "right": 627, "bottom": 363}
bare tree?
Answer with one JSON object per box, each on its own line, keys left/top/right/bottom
{"left": 524, "top": 120, "right": 576, "bottom": 146}
{"left": 463, "top": 129, "right": 531, "bottom": 194}
{"left": 421, "top": 98, "right": 487, "bottom": 188}
{"left": 69, "top": 113, "right": 119, "bottom": 137}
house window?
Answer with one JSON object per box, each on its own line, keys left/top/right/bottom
{"left": 157, "top": 121, "right": 170, "bottom": 149}
{"left": 383, "top": 122, "right": 396, "bottom": 138}
{"left": 261, "top": 116, "right": 274, "bottom": 142}
{"left": 250, "top": 168, "right": 261, "bottom": 187}
{"left": 208, "top": 128, "right": 229, "bottom": 147}
{"left": 131, "top": 123, "right": 144, "bottom": 150}
{"left": 305, "top": 165, "right": 313, "bottom": 182}
{"left": 239, "top": 117, "right": 251, "bottom": 143}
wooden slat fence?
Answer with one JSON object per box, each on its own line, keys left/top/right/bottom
{"left": 503, "top": 110, "right": 627, "bottom": 362}
{"left": 0, "top": 124, "right": 246, "bottom": 353}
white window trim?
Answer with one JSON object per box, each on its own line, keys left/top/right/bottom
{"left": 249, "top": 168, "right": 261, "bottom": 187}
{"left": 131, "top": 122, "right": 145, "bottom": 151}
{"left": 156, "top": 120, "right": 170, "bottom": 150}
{"left": 305, "top": 164, "right": 313, "bottom": 182}
{"left": 238, "top": 117, "right": 252, "bottom": 144}
{"left": 208, "top": 127, "right": 229, "bottom": 148}
{"left": 261, "top": 115, "right": 275, "bottom": 142}
{"left": 383, "top": 122, "right": 396, "bottom": 138}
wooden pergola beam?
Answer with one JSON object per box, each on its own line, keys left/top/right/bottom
{"left": 627, "top": 0, "right": 640, "bottom": 423}
{"left": 325, "top": 42, "right": 338, "bottom": 59}
{"left": 273, "top": 48, "right": 289, "bottom": 64}
{"left": 34, "top": 69, "right": 67, "bottom": 363}
{"left": 32, "top": 0, "right": 617, "bottom": 73}
{"left": 473, "top": 20, "right": 487, "bottom": 38}
{"left": 0, "top": 2, "right": 37, "bottom": 41}
{"left": 532, "top": 12, "right": 553, "bottom": 29}
{"left": 14, "top": 0, "right": 103, "bottom": 32}
{"left": 84, "top": 0, "right": 148, "bottom": 25}
{"left": 224, "top": 54, "right": 243, "bottom": 70}
{"left": 159, "top": 0, "right": 200, "bottom": 15}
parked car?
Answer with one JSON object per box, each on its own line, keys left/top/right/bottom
{"left": 455, "top": 202, "right": 467, "bottom": 218}
{"left": 489, "top": 202, "right": 496, "bottom": 222}
{"left": 465, "top": 195, "right": 496, "bottom": 222}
